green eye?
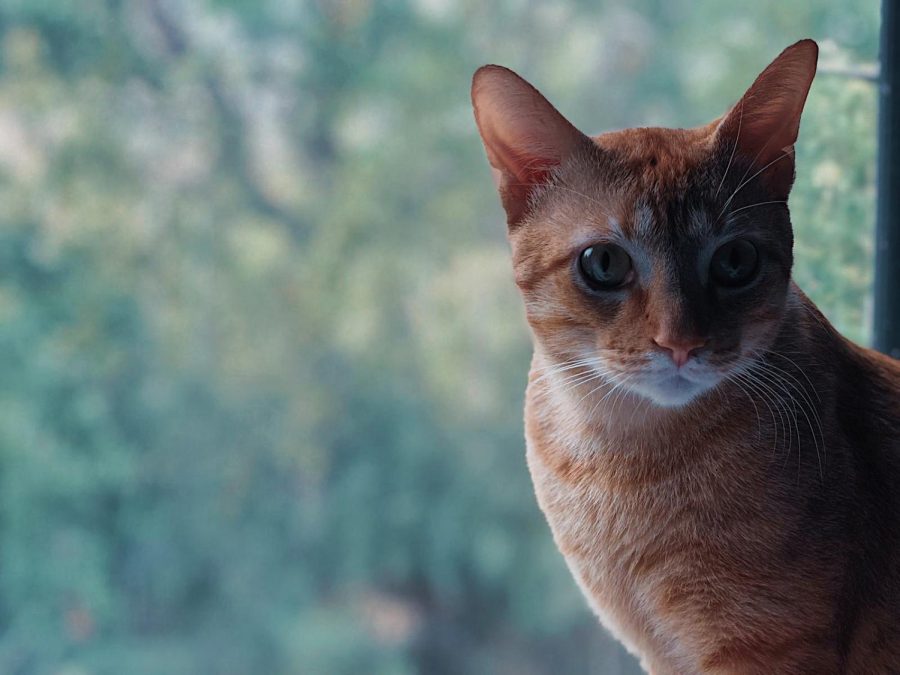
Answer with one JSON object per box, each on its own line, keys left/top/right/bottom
{"left": 710, "top": 239, "right": 759, "bottom": 287}
{"left": 578, "top": 244, "right": 632, "bottom": 290}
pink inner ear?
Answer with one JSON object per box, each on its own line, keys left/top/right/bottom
{"left": 483, "top": 131, "right": 560, "bottom": 185}
{"left": 473, "top": 74, "right": 581, "bottom": 180}
{"left": 731, "top": 86, "right": 805, "bottom": 167}
{"left": 472, "top": 65, "right": 587, "bottom": 225}
{"left": 480, "top": 130, "right": 558, "bottom": 222}
{"left": 716, "top": 40, "right": 818, "bottom": 196}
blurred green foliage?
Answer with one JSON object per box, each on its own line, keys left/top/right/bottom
{"left": 0, "top": 1, "right": 877, "bottom": 673}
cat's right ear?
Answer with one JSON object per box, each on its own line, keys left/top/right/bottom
{"left": 714, "top": 40, "right": 818, "bottom": 199}
{"left": 472, "top": 66, "right": 589, "bottom": 228}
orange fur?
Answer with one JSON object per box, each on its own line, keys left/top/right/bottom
{"left": 473, "top": 40, "right": 900, "bottom": 673}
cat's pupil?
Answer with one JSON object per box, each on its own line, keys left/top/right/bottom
{"left": 727, "top": 246, "right": 741, "bottom": 273}
{"left": 710, "top": 239, "right": 759, "bottom": 287}
{"left": 578, "top": 244, "right": 632, "bottom": 290}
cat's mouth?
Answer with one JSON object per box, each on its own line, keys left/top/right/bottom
{"left": 625, "top": 363, "right": 725, "bottom": 408}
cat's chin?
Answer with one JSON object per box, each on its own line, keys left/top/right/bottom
{"left": 630, "top": 374, "right": 714, "bottom": 409}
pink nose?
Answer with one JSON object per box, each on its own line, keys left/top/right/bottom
{"left": 652, "top": 334, "right": 707, "bottom": 368}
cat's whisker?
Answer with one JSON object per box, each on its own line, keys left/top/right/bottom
{"left": 533, "top": 357, "right": 613, "bottom": 379}
{"left": 583, "top": 372, "right": 636, "bottom": 421}
{"left": 716, "top": 149, "right": 793, "bottom": 223}
{"left": 531, "top": 353, "right": 604, "bottom": 372}
{"left": 554, "top": 180, "right": 617, "bottom": 220}
{"left": 532, "top": 367, "right": 613, "bottom": 403}
{"left": 721, "top": 118, "right": 784, "bottom": 206}
{"left": 747, "top": 359, "right": 824, "bottom": 481}
{"left": 755, "top": 355, "right": 823, "bottom": 425}
{"left": 610, "top": 374, "right": 640, "bottom": 418}
{"left": 627, "top": 390, "right": 651, "bottom": 427}
{"left": 506, "top": 180, "right": 615, "bottom": 220}
{"left": 533, "top": 358, "right": 619, "bottom": 404}
{"left": 531, "top": 356, "right": 606, "bottom": 384}
{"left": 738, "top": 360, "right": 794, "bottom": 461}
{"left": 715, "top": 99, "right": 744, "bottom": 198}
{"left": 794, "top": 299, "right": 832, "bottom": 333}
{"left": 568, "top": 376, "right": 616, "bottom": 417}
{"left": 762, "top": 349, "right": 821, "bottom": 402}
{"left": 728, "top": 371, "right": 763, "bottom": 440}
{"left": 592, "top": 378, "right": 629, "bottom": 421}
{"left": 609, "top": 388, "right": 630, "bottom": 421}
{"left": 734, "top": 364, "right": 786, "bottom": 459}
{"left": 740, "top": 374, "right": 780, "bottom": 457}
{"left": 558, "top": 368, "right": 616, "bottom": 394}
{"left": 752, "top": 360, "right": 825, "bottom": 480}
{"left": 724, "top": 200, "right": 787, "bottom": 218}
{"left": 759, "top": 358, "right": 825, "bottom": 442}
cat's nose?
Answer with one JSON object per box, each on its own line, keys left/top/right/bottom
{"left": 652, "top": 335, "right": 707, "bottom": 368}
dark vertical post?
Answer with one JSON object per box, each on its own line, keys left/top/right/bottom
{"left": 875, "top": 0, "right": 900, "bottom": 357}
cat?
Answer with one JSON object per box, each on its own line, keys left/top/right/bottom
{"left": 472, "top": 39, "right": 900, "bottom": 674}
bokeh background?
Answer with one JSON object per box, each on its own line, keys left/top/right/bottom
{"left": 0, "top": 1, "right": 880, "bottom": 673}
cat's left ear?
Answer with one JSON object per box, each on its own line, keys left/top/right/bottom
{"left": 472, "top": 65, "right": 591, "bottom": 227}
{"left": 715, "top": 39, "right": 818, "bottom": 199}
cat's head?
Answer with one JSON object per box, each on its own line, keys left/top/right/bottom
{"left": 472, "top": 40, "right": 818, "bottom": 408}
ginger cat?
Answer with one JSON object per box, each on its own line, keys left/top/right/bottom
{"left": 472, "top": 40, "right": 900, "bottom": 674}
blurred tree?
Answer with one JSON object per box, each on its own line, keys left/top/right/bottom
{"left": 0, "top": 1, "right": 878, "bottom": 673}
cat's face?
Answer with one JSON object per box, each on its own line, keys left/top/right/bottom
{"left": 512, "top": 127, "right": 793, "bottom": 406}
{"left": 473, "top": 40, "right": 817, "bottom": 407}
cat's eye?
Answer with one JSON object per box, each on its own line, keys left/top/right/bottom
{"left": 578, "top": 244, "right": 632, "bottom": 290}
{"left": 710, "top": 239, "right": 759, "bottom": 287}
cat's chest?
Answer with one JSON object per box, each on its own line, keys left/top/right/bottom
{"left": 524, "top": 432, "right": 719, "bottom": 603}
{"left": 523, "top": 418, "right": 779, "bottom": 671}
{"left": 524, "top": 413, "right": 738, "bottom": 566}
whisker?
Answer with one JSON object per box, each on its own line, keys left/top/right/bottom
{"left": 583, "top": 373, "right": 635, "bottom": 421}
{"left": 736, "top": 371, "right": 781, "bottom": 458}
{"left": 763, "top": 349, "right": 820, "bottom": 402}
{"left": 747, "top": 360, "right": 822, "bottom": 481}
{"left": 506, "top": 180, "right": 615, "bottom": 220}
{"left": 715, "top": 100, "right": 744, "bottom": 199}
{"left": 792, "top": 298, "right": 833, "bottom": 335}
{"left": 738, "top": 360, "right": 794, "bottom": 461}
{"left": 531, "top": 356, "right": 606, "bottom": 384}
{"left": 752, "top": 360, "right": 825, "bottom": 480}
{"left": 571, "top": 377, "right": 616, "bottom": 414}
{"left": 736, "top": 364, "right": 787, "bottom": 459}
{"left": 727, "top": 371, "right": 762, "bottom": 440}
{"left": 626, "top": 391, "right": 651, "bottom": 427}
{"left": 724, "top": 200, "right": 787, "bottom": 218}
{"left": 716, "top": 149, "right": 793, "bottom": 224}
{"left": 532, "top": 367, "right": 612, "bottom": 402}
